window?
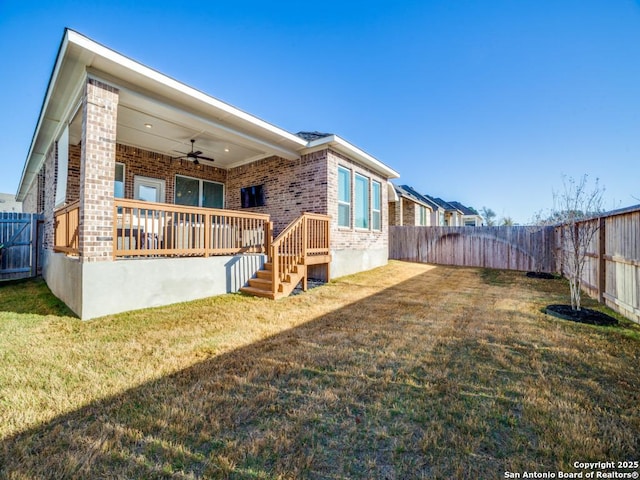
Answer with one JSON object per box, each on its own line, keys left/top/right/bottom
{"left": 175, "top": 175, "right": 223, "bottom": 208}
{"left": 338, "top": 167, "right": 351, "bottom": 227}
{"left": 134, "top": 176, "right": 166, "bottom": 203}
{"left": 354, "top": 173, "right": 369, "bottom": 229}
{"left": 114, "top": 163, "right": 125, "bottom": 198}
{"left": 372, "top": 180, "right": 381, "bottom": 230}
{"left": 419, "top": 205, "right": 428, "bottom": 226}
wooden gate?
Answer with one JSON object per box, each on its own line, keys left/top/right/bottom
{"left": 0, "top": 212, "right": 44, "bottom": 281}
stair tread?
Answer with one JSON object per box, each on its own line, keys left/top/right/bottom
{"left": 249, "top": 277, "right": 272, "bottom": 288}
{"left": 239, "top": 286, "right": 276, "bottom": 299}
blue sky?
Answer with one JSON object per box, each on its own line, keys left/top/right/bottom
{"left": 1, "top": 0, "right": 639, "bottom": 223}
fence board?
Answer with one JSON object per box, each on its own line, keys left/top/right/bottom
{"left": 390, "top": 226, "right": 555, "bottom": 273}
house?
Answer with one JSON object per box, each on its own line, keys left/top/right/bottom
{"left": 389, "top": 184, "right": 442, "bottom": 226}
{"left": 447, "top": 201, "right": 483, "bottom": 226}
{"left": 424, "top": 196, "right": 464, "bottom": 226}
{"left": 0, "top": 193, "right": 22, "bottom": 213}
{"left": 16, "top": 29, "right": 399, "bottom": 320}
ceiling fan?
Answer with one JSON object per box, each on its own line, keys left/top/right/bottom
{"left": 173, "top": 139, "right": 215, "bottom": 165}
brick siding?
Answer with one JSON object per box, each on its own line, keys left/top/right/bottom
{"left": 42, "top": 143, "right": 57, "bottom": 251}
{"left": 78, "top": 78, "right": 119, "bottom": 262}
{"left": 226, "top": 151, "right": 329, "bottom": 234}
{"left": 327, "top": 149, "right": 388, "bottom": 252}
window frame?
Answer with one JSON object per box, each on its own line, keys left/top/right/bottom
{"left": 354, "top": 173, "right": 370, "bottom": 230}
{"left": 114, "top": 162, "right": 125, "bottom": 199}
{"left": 418, "top": 205, "right": 427, "bottom": 226}
{"left": 337, "top": 166, "right": 351, "bottom": 228}
{"left": 371, "top": 180, "right": 381, "bottom": 231}
{"left": 174, "top": 174, "right": 225, "bottom": 209}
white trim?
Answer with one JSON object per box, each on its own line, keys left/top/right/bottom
{"left": 337, "top": 165, "right": 351, "bottom": 228}
{"left": 372, "top": 180, "right": 382, "bottom": 231}
{"left": 306, "top": 134, "right": 400, "bottom": 179}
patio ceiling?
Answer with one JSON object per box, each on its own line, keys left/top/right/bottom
{"left": 68, "top": 88, "right": 278, "bottom": 169}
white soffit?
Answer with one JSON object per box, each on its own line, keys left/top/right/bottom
{"left": 305, "top": 135, "right": 400, "bottom": 179}
{"left": 68, "top": 31, "right": 306, "bottom": 152}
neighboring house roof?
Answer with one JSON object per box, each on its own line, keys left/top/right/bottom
{"left": 424, "top": 195, "right": 462, "bottom": 213}
{"left": 0, "top": 193, "right": 22, "bottom": 213}
{"left": 17, "top": 29, "right": 398, "bottom": 201}
{"left": 447, "top": 201, "right": 479, "bottom": 216}
{"left": 394, "top": 185, "right": 438, "bottom": 211}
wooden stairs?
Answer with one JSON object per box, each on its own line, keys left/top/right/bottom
{"left": 240, "top": 261, "right": 306, "bottom": 299}
{"left": 240, "top": 213, "right": 331, "bottom": 300}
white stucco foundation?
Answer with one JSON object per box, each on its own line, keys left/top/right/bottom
{"left": 43, "top": 252, "right": 265, "bottom": 320}
{"left": 330, "top": 248, "right": 388, "bottom": 279}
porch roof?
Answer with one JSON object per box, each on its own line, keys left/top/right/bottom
{"left": 17, "top": 29, "right": 399, "bottom": 201}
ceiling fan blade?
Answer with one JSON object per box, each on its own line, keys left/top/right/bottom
{"left": 192, "top": 151, "right": 203, "bottom": 156}
{"left": 197, "top": 155, "right": 215, "bottom": 162}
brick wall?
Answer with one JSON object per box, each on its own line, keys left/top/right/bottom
{"left": 65, "top": 143, "right": 227, "bottom": 206}
{"left": 42, "top": 143, "right": 57, "bottom": 251}
{"left": 327, "top": 149, "right": 388, "bottom": 252}
{"left": 66, "top": 143, "right": 81, "bottom": 204}
{"left": 115, "top": 144, "right": 227, "bottom": 203}
{"left": 402, "top": 198, "right": 417, "bottom": 226}
{"left": 78, "top": 78, "right": 119, "bottom": 262}
{"left": 22, "top": 169, "right": 43, "bottom": 214}
{"left": 226, "top": 151, "right": 329, "bottom": 234}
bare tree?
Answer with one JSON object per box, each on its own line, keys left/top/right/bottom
{"left": 481, "top": 207, "right": 496, "bottom": 226}
{"left": 552, "top": 175, "right": 605, "bottom": 311}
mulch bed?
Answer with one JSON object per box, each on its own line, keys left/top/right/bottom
{"left": 526, "top": 271, "right": 555, "bottom": 279}
{"left": 545, "top": 304, "right": 618, "bottom": 326}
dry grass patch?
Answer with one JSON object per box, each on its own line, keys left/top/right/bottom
{"left": 1, "top": 262, "right": 639, "bottom": 479}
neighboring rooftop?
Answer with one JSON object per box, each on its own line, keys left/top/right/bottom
{"left": 395, "top": 185, "right": 440, "bottom": 210}
{"left": 448, "top": 201, "right": 479, "bottom": 216}
{"left": 424, "top": 195, "right": 460, "bottom": 212}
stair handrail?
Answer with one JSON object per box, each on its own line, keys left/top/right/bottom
{"left": 270, "top": 212, "right": 330, "bottom": 295}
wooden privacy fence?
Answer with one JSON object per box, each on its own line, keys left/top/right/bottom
{"left": 390, "top": 225, "right": 556, "bottom": 273}
{"left": 1, "top": 212, "right": 43, "bottom": 281}
{"left": 555, "top": 205, "right": 640, "bottom": 323}
{"left": 390, "top": 205, "right": 640, "bottom": 323}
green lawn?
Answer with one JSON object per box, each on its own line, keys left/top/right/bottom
{"left": 1, "top": 262, "right": 639, "bottom": 479}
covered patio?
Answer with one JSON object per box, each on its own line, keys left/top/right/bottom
{"left": 17, "top": 30, "right": 334, "bottom": 319}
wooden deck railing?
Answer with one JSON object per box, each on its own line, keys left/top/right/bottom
{"left": 270, "top": 213, "right": 330, "bottom": 295}
{"left": 53, "top": 200, "right": 80, "bottom": 255}
{"left": 114, "top": 199, "right": 272, "bottom": 258}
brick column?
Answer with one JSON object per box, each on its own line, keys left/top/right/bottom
{"left": 79, "top": 78, "right": 119, "bottom": 262}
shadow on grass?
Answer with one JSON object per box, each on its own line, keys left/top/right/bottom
{"left": 0, "top": 277, "right": 75, "bottom": 317}
{"left": 1, "top": 268, "right": 639, "bottom": 479}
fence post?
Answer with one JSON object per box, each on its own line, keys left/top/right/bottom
{"left": 30, "top": 214, "right": 38, "bottom": 278}
{"left": 598, "top": 217, "right": 606, "bottom": 303}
